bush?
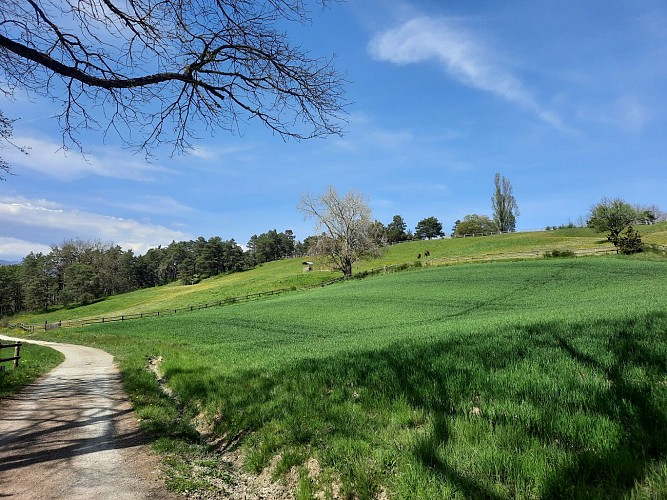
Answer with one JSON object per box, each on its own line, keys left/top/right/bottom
{"left": 618, "top": 225, "right": 643, "bottom": 255}
{"left": 543, "top": 249, "right": 576, "bottom": 259}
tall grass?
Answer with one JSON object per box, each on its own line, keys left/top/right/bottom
{"left": 33, "top": 256, "right": 667, "bottom": 498}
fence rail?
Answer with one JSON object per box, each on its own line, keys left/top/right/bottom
{"left": 6, "top": 322, "right": 34, "bottom": 333}
{"left": 0, "top": 341, "right": 21, "bottom": 369}
{"left": 8, "top": 247, "right": 623, "bottom": 332}
{"left": 450, "top": 231, "right": 509, "bottom": 238}
{"left": 648, "top": 243, "right": 667, "bottom": 253}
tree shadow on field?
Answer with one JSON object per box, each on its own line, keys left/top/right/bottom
{"left": 540, "top": 315, "right": 667, "bottom": 498}
{"left": 413, "top": 414, "right": 505, "bottom": 499}
{"left": 157, "top": 311, "right": 667, "bottom": 498}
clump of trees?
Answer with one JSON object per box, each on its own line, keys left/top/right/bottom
{"left": 0, "top": 234, "right": 293, "bottom": 314}
{"left": 247, "top": 230, "right": 297, "bottom": 266}
{"left": 587, "top": 198, "right": 659, "bottom": 254}
{"left": 452, "top": 214, "right": 496, "bottom": 237}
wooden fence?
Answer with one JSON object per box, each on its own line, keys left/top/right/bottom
{"left": 0, "top": 341, "right": 21, "bottom": 370}
{"left": 451, "top": 231, "right": 509, "bottom": 239}
{"left": 6, "top": 322, "right": 34, "bottom": 333}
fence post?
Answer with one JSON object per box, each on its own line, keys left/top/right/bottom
{"left": 14, "top": 342, "right": 20, "bottom": 369}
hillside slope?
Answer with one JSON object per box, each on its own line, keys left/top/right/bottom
{"left": 8, "top": 224, "right": 667, "bottom": 326}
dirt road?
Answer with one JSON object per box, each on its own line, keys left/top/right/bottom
{"left": 0, "top": 335, "right": 177, "bottom": 499}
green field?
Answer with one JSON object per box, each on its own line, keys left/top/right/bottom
{"left": 26, "top": 255, "right": 667, "bottom": 498}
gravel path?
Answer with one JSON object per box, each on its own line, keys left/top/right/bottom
{"left": 0, "top": 335, "right": 177, "bottom": 499}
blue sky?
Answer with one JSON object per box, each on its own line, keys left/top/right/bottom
{"left": 1, "top": 0, "right": 666, "bottom": 261}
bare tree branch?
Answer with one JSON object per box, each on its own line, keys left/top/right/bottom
{"left": 0, "top": 0, "right": 347, "bottom": 155}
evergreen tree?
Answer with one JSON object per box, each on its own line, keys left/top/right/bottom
{"left": 415, "top": 217, "right": 444, "bottom": 240}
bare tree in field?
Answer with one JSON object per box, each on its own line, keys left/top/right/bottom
{"left": 0, "top": 0, "right": 346, "bottom": 157}
{"left": 491, "top": 173, "right": 519, "bottom": 232}
{"left": 298, "top": 186, "right": 381, "bottom": 278}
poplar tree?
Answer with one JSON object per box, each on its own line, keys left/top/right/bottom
{"left": 491, "top": 173, "right": 519, "bottom": 232}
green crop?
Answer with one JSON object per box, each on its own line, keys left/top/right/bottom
{"left": 30, "top": 256, "right": 667, "bottom": 498}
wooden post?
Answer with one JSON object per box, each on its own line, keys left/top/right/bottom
{"left": 14, "top": 342, "right": 20, "bottom": 369}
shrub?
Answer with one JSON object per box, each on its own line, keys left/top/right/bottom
{"left": 543, "top": 249, "right": 576, "bottom": 259}
{"left": 618, "top": 225, "right": 643, "bottom": 255}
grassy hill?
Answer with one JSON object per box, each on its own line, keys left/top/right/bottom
{"left": 13, "top": 224, "right": 667, "bottom": 326}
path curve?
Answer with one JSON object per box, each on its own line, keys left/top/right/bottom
{"left": 0, "top": 335, "right": 177, "bottom": 499}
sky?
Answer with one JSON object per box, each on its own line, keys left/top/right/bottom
{"left": 1, "top": 0, "right": 666, "bottom": 261}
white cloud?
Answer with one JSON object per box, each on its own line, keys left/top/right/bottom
{"left": 0, "top": 196, "right": 190, "bottom": 256}
{"left": 368, "top": 16, "right": 562, "bottom": 128}
{"left": 0, "top": 237, "right": 52, "bottom": 261}
{"left": 2, "top": 134, "right": 172, "bottom": 181}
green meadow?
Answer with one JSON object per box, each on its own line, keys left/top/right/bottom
{"left": 26, "top": 254, "right": 667, "bottom": 498}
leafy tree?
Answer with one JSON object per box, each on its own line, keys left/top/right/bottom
{"left": 587, "top": 198, "right": 641, "bottom": 251}
{"left": 0, "top": 0, "right": 346, "bottom": 154}
{"left": 298, "top": 186, "right": 381, "bottom": 277}
{"left": 20, "top": 252, "right": 55, "bottom": 312}
{"left": 492, "top": 173, "right": 519, "bottom": 232}
{"left": 386, "top": 215, "right": 408, "bottom": 243}
{"left": 0, "top": 264, "right": 22, "bottom": 314}
{"left": 197, "top": 237, "right": 227, "bottom": 277}
{"left": 451, "top": 220, "right": 461, "bottom": 235}
{"left": 61, "top": 262, "right": 99, "bottom": 305}
{"left": 415, "top": 217, "right": 444, "bottom": 240}
{"left": 219, "top": 239, "right": 245, "bottom": 273}
{"left": 634, "top": 204, "right": 664, "bottom": 225}
{"left": 453, "top": 214, "right": 497, "bottom": 236}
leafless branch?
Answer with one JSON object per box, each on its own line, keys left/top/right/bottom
{"left": 0, "top": 0, "right": 347, "bottom": 155}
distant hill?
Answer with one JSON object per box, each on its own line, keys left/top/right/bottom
{"left": 0, "top": 259, "right": 19, "bottom": 266}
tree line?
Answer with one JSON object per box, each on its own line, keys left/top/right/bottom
{"left": 0, "top": 229, "right": 301, "bottom": 315}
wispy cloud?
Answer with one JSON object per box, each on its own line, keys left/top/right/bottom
{"left": 0, "top": 196, "right": 190, "bottom": 256}
{"left": 368, "top": 16, "right": 562, "bottom": 128}
{"left": 3, "top": 134, "right": 172, "bottom": 181}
